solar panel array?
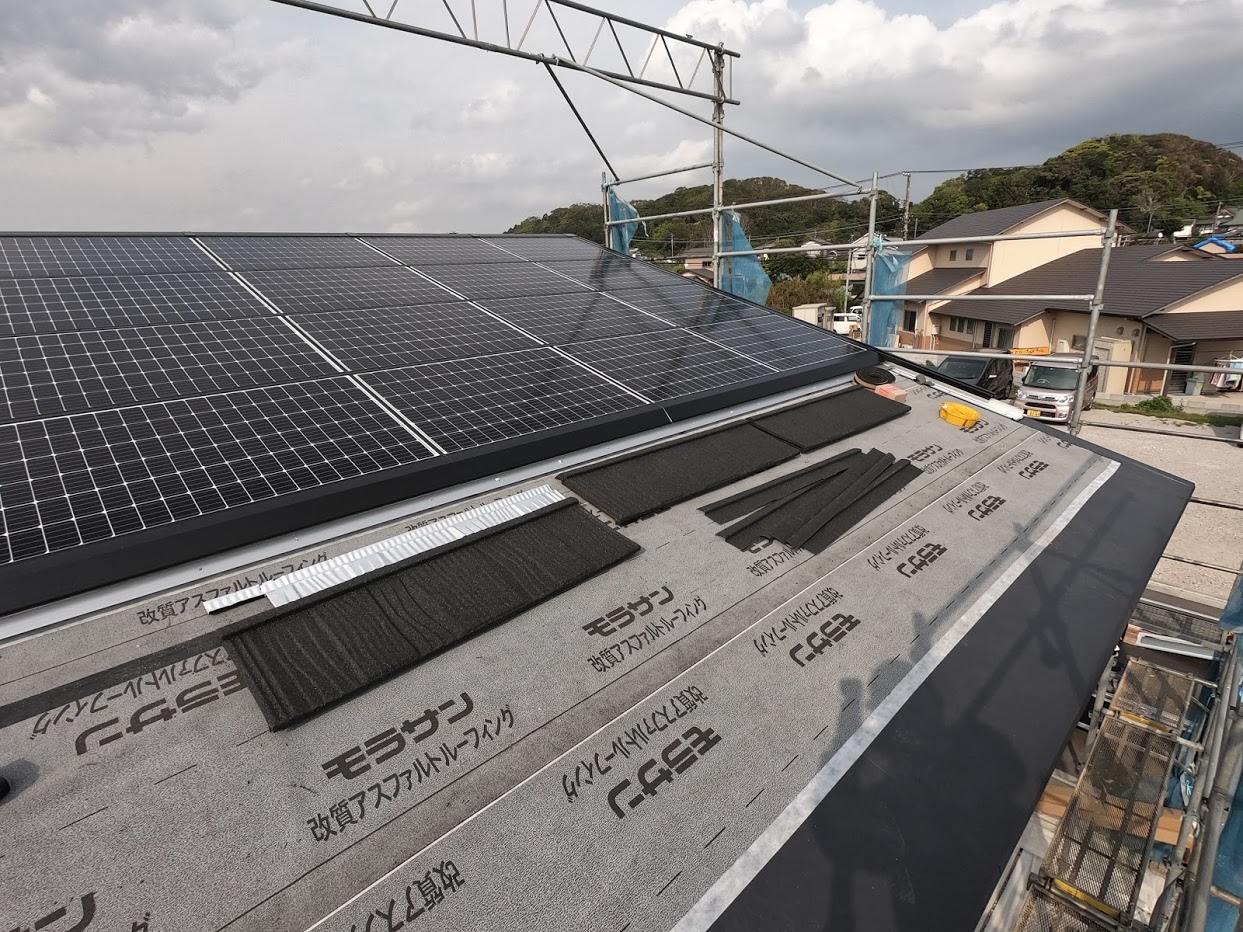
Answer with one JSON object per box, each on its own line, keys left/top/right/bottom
{"left": 0, "top": 233, "right": 866, "bottom": 578}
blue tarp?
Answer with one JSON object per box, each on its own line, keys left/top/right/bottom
{"left": 606, "top": 188, "right": 641, "bottom": 254}
{"left": 868, "top": 241, "right": 914, "bottom": 349}
{"left": 718, "top": 210, "right": 772, "bottom": 305}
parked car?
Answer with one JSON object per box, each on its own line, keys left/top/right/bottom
{"left": 925, "top": 351, "right": 1013, "bottom": 399}
{"left": 1013, "top": 353, "right": 1099, "bottom": 422}
{"left": 829, "top": 310, "right": 862, "bottom": 335}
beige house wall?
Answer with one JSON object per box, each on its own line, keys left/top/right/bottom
{"left": 1157, "top": 278, "right": 1243, "bottom": 313}
{"left": 905, "top": 249, "right": 935, "bottom": 278}
{"left": 1049, "top": 310, "right": 1144, "bottom": 353}
{"left": 1016, "top": 315, "right": 1052, "bottom": 349}
{"left": 985, "top": 205, "right": 1107, "bottom": 287}
{"left": 1190, "top": 339, "right": 1243, "bottom": 366}
{"left": 931, "top": 243, "right": 990, "bottom": 269}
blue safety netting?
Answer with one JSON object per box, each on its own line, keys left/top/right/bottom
{"left": 606, "top": 188, "right": 641, "bottom": 254}
{"left": 868, "top": 240, "right": 915, "bottom": 348}
{"left": 718, "top": 210, "right": 772, "bottom": 305}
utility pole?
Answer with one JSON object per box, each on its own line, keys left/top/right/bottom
{"left": 710, "top": 45, "right": 726, "bottom": 289}
{"left": 902, "top": 171, "right": 912, "bottom": 240}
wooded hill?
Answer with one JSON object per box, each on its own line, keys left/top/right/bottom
{"left": 506, "top": 134, "right": 1243, "bottom": 253}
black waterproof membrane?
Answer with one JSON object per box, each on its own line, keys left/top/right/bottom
{"left": 224, "top": 499, "right": 639, "bottom": 729}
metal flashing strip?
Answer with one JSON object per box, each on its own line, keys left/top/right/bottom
{"left": 203, "top": 485, "right": 565, "bottom": 611}
{"left": 671, "top": 459, "right": 1120, "bottom": 932}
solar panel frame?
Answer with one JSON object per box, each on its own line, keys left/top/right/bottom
{"left": 360, "top": 348, "right": 643, "bottom": 454}
{"left": 0, "top": 317, "right": 341, "bottom": 422}
{"left": 0, "top": 377, "right": 435, "bottom": 566}
{"left": 0, "top": 236, "right": 220, "bottom": 279}
{"left": 477, "top": 292, "right": 676, "bottom": 344}
{"left": 361, "top": 236, "right": 519, "bottom": 266}
{"left": 290, "top": 302, "right": 541, "bottom": 371}
{"left": 0, "top": 272, "right": 275, "bottom": 336}
{"left": 239, "top": 266, "right": 459, "bottom": 313}
{"left": 413, "top": 262, "right": 595, "bottom": 301}
{"left": 197, "top": 236, "right": 398, "bottom": 272}
{"left": 558, "top": 328, "right": 777, "bottom": 403}
{"left": 689, "top": 315, "right": 867, "bottom": 371}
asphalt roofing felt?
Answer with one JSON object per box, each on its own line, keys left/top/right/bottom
{"left": 0, "top": 234, "right": 1191, "bottom": 932}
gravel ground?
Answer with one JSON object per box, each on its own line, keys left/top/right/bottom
{"left": 1069, "top": 410, "right": 1243, "bottom": 602}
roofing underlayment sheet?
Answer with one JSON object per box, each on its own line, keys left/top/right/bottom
{"left": 0, "top": 374, "right": 1189, "bottom": 932}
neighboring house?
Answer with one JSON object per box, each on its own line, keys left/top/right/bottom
{"left": 1195, "top": 236, "right": 1241, "bottom": 257}
{"left": 930, "top": 243, "right": 1243, "bottom": 395}
{"left": 674, "top": 246, "right": 714, "bottom": 271}
{"left": 898, "top": 198, "right": 1124, "bottom": 349}
{"left": 681, "top": 267, "right": 714, "bottom": 285}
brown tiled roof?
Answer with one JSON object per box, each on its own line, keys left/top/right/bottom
{"left": 1146, "top": 310, "right": 1243, "bottom": 341}
{"left": 933, "top": 245, "right": 1243, "bottom": 326}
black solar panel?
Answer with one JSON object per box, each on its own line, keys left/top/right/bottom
{"left": 483, "top": 235, "right": 613, "bottom": 262}
{"left": 291, "top": 302, "right": 539, "bottom": 370}
{"left": 0, "top": 236, "right": 219, "bottom": 279}
{"left": 541, "top": 256, "right": 695, "bottom": 291}
{"left": 559, "top": 329, "right": 775, "bottom": 402}
{"left": 415, "top": 262, "right": 594, "bottom": 301}
{"left": 362, "top": 235, "right": 517, "bottom": 266}
{"left": 198, "top": 236, "right": 396, "bottom": 271}
{"left": 361, "top": 348, "right": 639, "bottom": 454}
{"left": 0, "top": 378, "right": 434, "bottom": 565}
{"left": 479, "top": 292, "right": 675, "bottom": 344}
{"left": 241, "top": 266, "right": 456, "bottom": 312}
{"left": 691, "top": 315, "right": 865, "bottom": 370}
{"left": 0, "top": 272, "right": 272, "bottom": 336}
{"left": 606, "top": 286, "right": 770, "bottom": 327}
{"left": 0, "top": 318, "right": 338, "bottom": 421}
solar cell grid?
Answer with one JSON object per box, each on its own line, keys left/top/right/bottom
{"left": 690, "top": 315, "right": 865, "bottom": 371}
{"left": 0, "top": 237, "right": 219, "bottom": 279}
{"left": 290, "top": 302, "right": 540, "bottom": 371}
{"left": 240, "top": 266, "right": 457, "bottom": 313}
{"left": 541, "top": 257, "right": 697, "bottom": 291}
{"left": 478, "top": 292, "right": 675, "bottom": 344}
{"left": 362, "top": 236, "right": 517, "bottom": 266}
{"left": 483, "top": 235, "right": 612, "bottom": 262}
{"left": 0, "top": 318, "right": 338, "bottom": 421}
{"left": 0, "top": 378, "right": 433, "bottom": 565}
{"left": 0, "top": 272, "right": 272, "bottom": 336}
{"left": 606, "top": 286, "right": 770, "bottom": 327}
{"left": 361, "top": 348, "right": 639, "bottom": 454}
{"left": 197, "top": 236, "right": 397, "bottom": 271}
{"left": 415, "top": 262, "right": 594, "bottom": 301}
{"left": 559, "top": 329, "right": 774, "bottom": 402}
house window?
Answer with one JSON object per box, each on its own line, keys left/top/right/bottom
{"left": 903, "top": 309, "right": 918, "bottom": 332}
{"left": 949, "top": 249, "right": 958, "bottom": 261}
{"left": 949, "top": 316, "right": 975, "bottom": 335}
{"left": 965, "top": 248, "right": 975, "bottom": 261}
{"left": 1071, "top": 334, "right": 1087, "bottom": 350}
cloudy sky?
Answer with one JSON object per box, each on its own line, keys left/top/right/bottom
{"left": 2, "top": 0, "right": 1240, "bottom": 234}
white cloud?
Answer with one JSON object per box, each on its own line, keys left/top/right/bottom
{"left": 0, "top": 0, "right": 1239, "bottom": 232}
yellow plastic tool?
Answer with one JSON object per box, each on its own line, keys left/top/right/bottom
{"left": 939, "top": 401, "right": 981, "bottom": 429}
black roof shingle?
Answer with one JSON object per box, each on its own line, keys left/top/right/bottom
{"left": 916, "top": 199, "right": 1076, "bottom": 241}
{"left": 932, "top": 245, "right": 1243, "bottom": 326}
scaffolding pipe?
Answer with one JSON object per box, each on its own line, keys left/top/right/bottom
{"left": 1070, "top": 210, "right": 1118, "bottom": 435}
{"left": 1162, "top": 554, "right": 1243, "bottom": 576}
{"left": 1155, "top": 647, "right": 1239, "bottom": 931}
{"left": 861, "top": 172, "right": 879, "bottom": 344}
{"left": 711, "top": 46, "right": 725, "bottom": 290}
{"left": 1185, "top": 712, "right": 1243, "bottom": 931}
{"left": 717, "top": 239, "right": 864, "bottom": 258}
{"left": 874, "top": 292, "right": 1096, "bottom": 302}
{"left": 888, "top": 348, "right": 1243, "bottom": 376}
{"left": 884, "top": 227, "right": 1111, "bottom": 247}
{"left": 605, "top": 206, "right": 713, "bottom": 226}
{"left": 726, "top": 188, "right": 866, "bottom": 212}
{"left": 1072, "top": 422, "right": 1243, "bottom": 447}
{"left": 267, "top": 0, "right": 736, "bottom": 104}
{"left": 606, "top": 161, "right": 713, "bottom": 187}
